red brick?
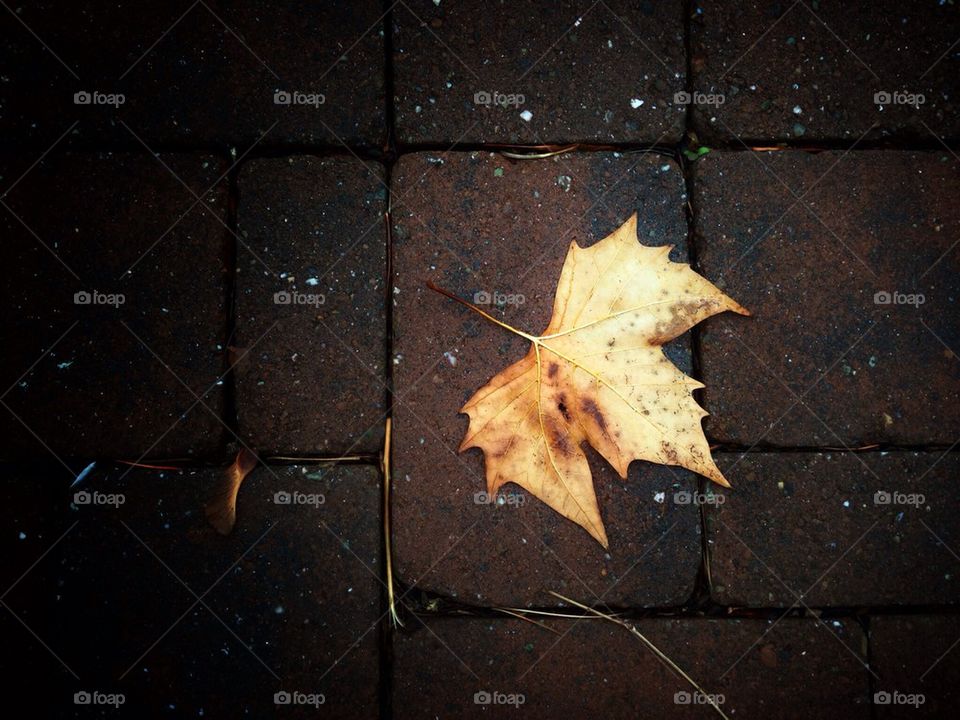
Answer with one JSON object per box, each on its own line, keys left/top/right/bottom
{"left": 871, "top": 615, "right": 960, "bottom": 719}
{"left": 235, "top": 156, "right": 387, "bottom": 455}
{"left": 393, "top": 616, "right": 870, "bottom": 719}
{"left": 694, "top": 150, "right": 960, "bottom": 446}
{"left": 0, "top": 152, "right": 229, "bottom": 460}
{"left": 393, "top": 0, "right": 686, "bottom": 144}
{"left": 391, "top": 150, "right": 706, "bottom": 606}
{"left": 690, "top": 1, "right": 959, "bottom": 142}
{"left": 0, "top": 462, "right": 381, "bottom": 718}
{"left": 705, "top": 452, "right": 960, "bottom": 606}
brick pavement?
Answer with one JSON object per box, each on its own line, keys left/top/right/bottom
{"left": 1, "top": 2, "right": 957, "bottom": 718}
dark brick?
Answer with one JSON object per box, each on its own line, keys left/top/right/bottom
{"left": 0, "top": 1, "right": 385, "bottom": 148}
{"left": 391, "top": 150, "right": 706, "bottom": 606}
{"left": 0, "top": 461, "right": 381, "bottom": 718}
{"left": 393, "top": 616, "right": 869, "bottom": 719}
{"left": 690, "top": 1, "right": 960, "bottom": 142}
{"left": 871, "top": 615, "right": 960, "bottom": 719}
{"left": 0, "top": 151, "right": 229, "bottom": 461}
{"left": 706, "top": 452, "right": 960, "bottom": 607}
{"left": 393, "top": 0, "right": 686, "bottom": 144}
{"left": 235, "top": 156, "right": 387, "bottom": 456}
{"left": 694, "top": 150, "right": 960, "bottom": 446}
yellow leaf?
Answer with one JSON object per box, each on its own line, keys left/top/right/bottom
{"left": 434, "top": 213, "right": 749, "bottom": 548}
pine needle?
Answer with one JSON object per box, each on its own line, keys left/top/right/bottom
{"left": 549, "top": 592, "right": 730, "bottom": 720}
{"left": 493, "top": 608, "right": 563, "bottom": 635}
{"left": 382, "top": 418, "right": 403, "bottom": 627}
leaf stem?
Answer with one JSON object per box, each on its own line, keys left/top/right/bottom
{"left": 425, "top": 281, "right": 538, "bottom": 343}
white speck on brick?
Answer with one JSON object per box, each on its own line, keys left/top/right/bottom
{"left": 520, "top": 109, "right": 533, "bottom": 122}
{"left": 630, "top": 98, "right": 644, "bottom": 108}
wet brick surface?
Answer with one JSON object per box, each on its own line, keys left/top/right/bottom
{"left": 705, "top": 452, "right": 960, "bottom": 607}
{"left": 0, "top": 461, "right": 381, "bottom": 718}
{"left": 393, "top": 0, "right": 686, "bottom": 144}
{"left": 694, "top": 150, "right": 960, "bottom": 446}
{"left": 0, "top": 0, "right": 386, "bottom": 148}
{"left": 871, "top": 615, "right": 960, "bottom": 719}
{"left": 0, "top": 152, "right": 229, "bottom": 461}
{"left": 393, "top": 616, "right": 870, "bottom": 719}
{"left": 391, "top": 150, "right": 707, "bottom": 606}
{"left": 235, "top": 156, "right": 387, "bottom": 456}
{"left": 690, "top": 1, "right": 960, "bottom": 143}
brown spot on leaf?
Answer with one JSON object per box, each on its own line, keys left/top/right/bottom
{"left": 581, "top": 397, "right": 607, "bottom": 432}
{"left": 650, "top": 299, "right": 718, "bottom": 345}
{"left": 660, "top": 440, "right": 679, "bottom": 464}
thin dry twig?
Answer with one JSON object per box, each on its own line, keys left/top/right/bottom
{"left": 497, "top": 144, "right": 579, "bottom": 160}
{"left": 500, "top": 606, "right": 624, "bottom": 620}
{"left": 116, "top": 460, "right": 181, "bottom": 470}
{"left": 550, "top": 591, "right": 730, "bottom": 720}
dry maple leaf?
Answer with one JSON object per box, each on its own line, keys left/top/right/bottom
{"left": 429, "top": 213, "right": 749, "bottom": 548}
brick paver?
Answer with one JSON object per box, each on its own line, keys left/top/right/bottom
{"left": 0, "top": 462, "right": 381, "bottom": 717}
{"left": 391, "top": 150, "right": 703, "bottom": 606}
{"left": 235, "top": 156, "right": 387, "bottom": 456}
{"left": 695, "top": 150, "right": 960, "bottom": 446}
{"left": 393, "top": 616, "right": 870, "bottom": 718}
{"left": 705, "top": 452, "right": 959, "bottom": 607}
{"left": 0, "top": 152, "right": 229, "bottom": 461}
{"left": 871, "top": 615, "right": 960, "bottom": 719}
{"left": 394, "top": 0, "right": 686, "bottom": 144}
{"left": 0, "top": 1, "right": 386, "bottom": 148}
{"left": 690, "top": 1, "right": 960, "bottom": 142}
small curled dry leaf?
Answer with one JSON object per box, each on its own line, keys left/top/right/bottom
{"left": 205, "top": 448, "right": 258, "bottom": 535}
